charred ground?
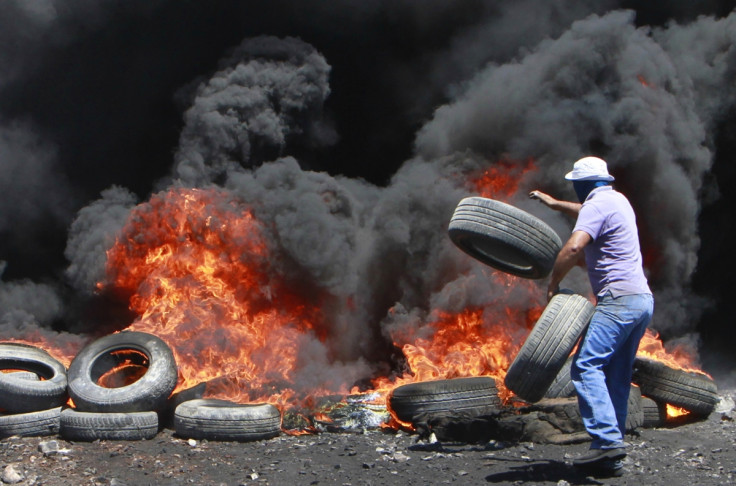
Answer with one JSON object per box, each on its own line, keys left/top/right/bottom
{"left": 2, "top": 391, "right": 735, "bottom": 486}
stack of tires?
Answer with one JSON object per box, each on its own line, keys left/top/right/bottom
{"left": 386, "top": 197, "right": 570, "bottom": 427}
{"left": 446, "top": 196, "right": 719, "bottom": 429}
{"left": 447, "top": 196, "right": 593, "bottom": 406}
{"left": 62, "top": 331, "right": 178, "bottom": 441}
{"left": 0, "top": 344, "right": 68, "bottom": 438}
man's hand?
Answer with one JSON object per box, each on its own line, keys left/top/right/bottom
{"left": 529, "top": 189, "right": 582, "bottom": 218}
{"left": 529, "top": 190, "right": 556, "bottom": 207}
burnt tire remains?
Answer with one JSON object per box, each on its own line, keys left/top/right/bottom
{"left": 67, "top": 331, "right": 178, "bottom": 413}
{"left": 632, "top": 357, "right": 718, "bottom": 417}
{"left": 0, "top": 407, "right": 61, "bottom": 438}
{"left": 0, "top": 343, "right": 68, "bottom": 413}
{"left": 388, "top": 377, "right": 501, "bottom": 424}
{"left": 174, "top": 399, "right": 281, "bottom": 442}
{"left": 448, "top": 197, "right": 562, "bottom": 279}
{"left": 504, "top": 293, "right": 594, "bottom": 403}
{"left": 60, "top": 408, "right": 158, "bottom": 441}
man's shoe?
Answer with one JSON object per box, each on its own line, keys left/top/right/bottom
{"left": 572, "top": 447, "right": 626, "bottom": 466}
{"left": 580, "top": 459, "right": 624, "bottom": 478}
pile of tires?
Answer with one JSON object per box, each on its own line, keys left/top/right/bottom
{"left": 0, "top": 344, "right": 68, "bottom": 438}
{"left": 62, "top": 331, "right": 178, "bottom": 441}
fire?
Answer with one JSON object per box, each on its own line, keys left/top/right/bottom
{"left": 637, "top": 74, "right": 654, "bottom": 88}
{"left": 666, "top": 404, "right": 689, "bottom": 419}
{"left": 471, "top": 157, "right": 536, "bottom": 201}
{"left": 636, "top": 329, "right": 708, "bottom": 377}
{"left": 368, "top": 273, "right": 544, "bottom": 412}
{"left": 104, "top": 187, "right": 327, "bottom": 408}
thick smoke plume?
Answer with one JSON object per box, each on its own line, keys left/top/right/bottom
{"left": 1, "top": 1, "right": 734, "bottom": 388}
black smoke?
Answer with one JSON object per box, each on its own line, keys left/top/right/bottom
{"left": 1, "top": 1, "right": 735, "bottom": 386}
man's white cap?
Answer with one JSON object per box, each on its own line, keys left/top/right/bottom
{"left": 564, "top": 156, "right": 615, "bottom": 181}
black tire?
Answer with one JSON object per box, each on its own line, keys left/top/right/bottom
{"left": 388, "top": 377, "right": 501, "bottom": 423}
{"left": 67, "top": 331, "right": 178, "bottom": 413}
{"left": 631, "top": 357, "right": 718, "bottom": 416}
{"left": 641, "top": 397, "right": 667, "bottom": 428}
{"left": 544, "top": 356, "right": 576, "bottom": 399}
{"left": 626, "top": 385, "right": 643, "bottom": 432}
{"left": 174, "top": 399, "right": 281, "bottom": 442}
{"left": 59, "top": 408, "right": 158, "bottom": 441}
{"left": 504, "top": 293, "right": 594, "bottom": 403}
{"left": 0, "top": 343, "right": 68, "bottom": 413}
{"left": 448, "top": 197, "right": 562, "bottom": 279}
{"left": 0, "top": 407, "right": 61, "bottom": 438}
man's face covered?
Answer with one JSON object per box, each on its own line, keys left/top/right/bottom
{"left": 573, "top": 180, "right": 610, "bottom": 203}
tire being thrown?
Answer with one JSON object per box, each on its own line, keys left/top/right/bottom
{"left": 174, "top": 399, "right": 281, "bottom": 442}
{"left": 67, "top": 331, "right": 178, "bottom": 413}
{"left": 0, "top": 407, "right": 61, "bottom": 438}
{"left": 504, "top": 292, "right": 593, "bottom": 403}
{"left": 0, "top": 343, "right": 68, "bottom": 413}
{"left": 388, "top": 377, "right": 502, "bottom": 424}
{"left": 448, "top": 197, "right": 562, "bottom": 279}
{"left": 632, "top": 357, "right": 718, "bottom": 417}
{"left": 60, "top": 408, "right": 158, "bottom": 441}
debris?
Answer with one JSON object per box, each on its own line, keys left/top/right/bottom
{"left": 716, "top": 395, "right": 734, "bottom": 414}
{"left": 1, "top": 465, "right": 23, "bottom": 484}
{"left": 38, "top": 439, "right": 71, "bottom": 456}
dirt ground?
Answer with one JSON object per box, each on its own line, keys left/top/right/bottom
{"left": 2, "top": 388, "right": 735, "bottom": 486}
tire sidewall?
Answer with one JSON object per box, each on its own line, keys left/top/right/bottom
{"left": 68, "top": 332, "right": 177, "bottom": 412}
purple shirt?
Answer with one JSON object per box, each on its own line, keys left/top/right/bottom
{"left": 573, "top": 186, "right": 651, "bottom": 298}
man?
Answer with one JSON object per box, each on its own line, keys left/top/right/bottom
{"left": 530, "top": 156, "right": 654, "bottom": 477}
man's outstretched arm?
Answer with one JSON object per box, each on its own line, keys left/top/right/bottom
{"left": 529, "top": 190, "right": 581, "bottom": 218}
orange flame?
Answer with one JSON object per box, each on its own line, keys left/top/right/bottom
{"left": 666, "top": 404, "right": 690, "bottom": 419}
{"left": 471, "top": 157, "right": 537, "bottom": 201}
{"left": 104, "top": 187, "right": 327, "bottom": 408}
{"left": 636, "top": 329, "right": 708, "bottom": 377}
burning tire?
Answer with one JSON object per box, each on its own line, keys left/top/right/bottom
{"left": 504, "top": 292, "right": 593, "bottom": 403}
{"left": 641, "top": 397, "right": 667, "bottom": 428}
{"left": 631, "top": 357, "right": 718, "bottom": 416}
{"left": 388, "top": 377, "right": 501, "bottom": 424}
{"left": 67, "top": 331, "right": 178, "bottom": 413}
{"left": 0, "top": 343, "right": 68, "bottom": 413}
{"left": 0, "top": 407, "right": 61, "bottom": 439}
{"left": 174, "top": 399, "right": 281, "bottom": 442}
{"left": 448, "top": 197, "right": 562, "bottom": 279}
{"left": 59, "top": 408, "right": 159, "bottom": 441}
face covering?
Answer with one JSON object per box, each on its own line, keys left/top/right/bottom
{"left": 573, "top": 180, "right": 610, "bottom": 203}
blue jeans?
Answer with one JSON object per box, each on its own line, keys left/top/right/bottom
{"left": 571, "top": 292, "right": 654, "bottom": 449}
